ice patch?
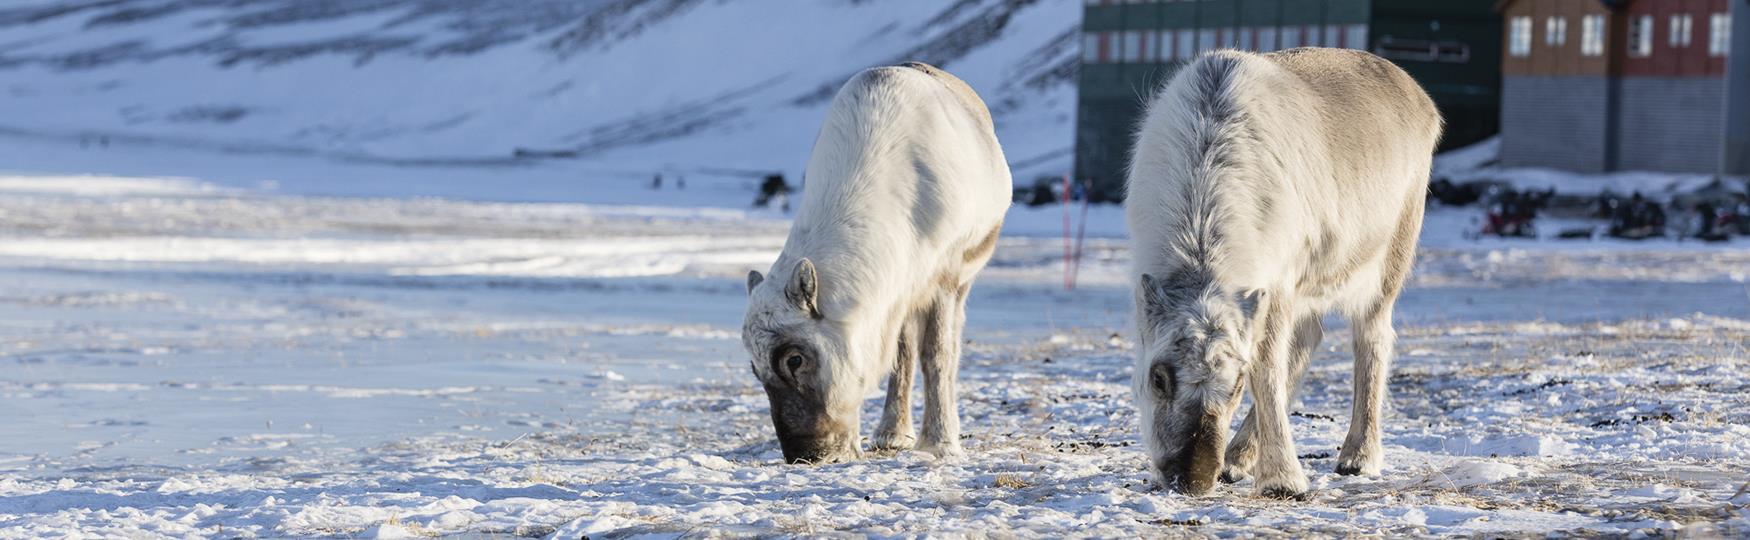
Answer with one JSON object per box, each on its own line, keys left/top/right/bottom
{"left": 358, "top": 523, "right": 419, "bottom": 539}
{"left": 1440, "top": 434, "right": 1578, "bottom": 457}
{"left": 547, "top": 515, "right": 643, "bottom": 539}
{"left": 0, "top": 175, "right": 222, "bottom": 196}
{"left": 1441, "top": 460, "right": 1529, "bottom": 487}
{"left": 0, "top": 235, "right": 782, "bottom": 279}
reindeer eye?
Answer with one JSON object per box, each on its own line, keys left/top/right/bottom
{"left": 1148, "top": 363, "right": 1175, "bottom": 399}
{"left": 772, "top": 346, "right": 808, "bottom": 386}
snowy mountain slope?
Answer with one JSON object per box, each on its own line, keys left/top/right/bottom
{"left": 0, "top": 0, "right": 1079, "bottom": 179}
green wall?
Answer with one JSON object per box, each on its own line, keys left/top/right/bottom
{"left": 1072, "top": 0, "right": 1501, "bottom": 201}
{"left": 1073, "top": 0, "right": 1374, "bottom": 201}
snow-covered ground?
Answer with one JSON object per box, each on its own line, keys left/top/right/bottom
{"left": 2, "top": 4, "right": 1748, "bottom": 532}
{"left": 2, "top": 171, "right": 1747, "bottom": 538}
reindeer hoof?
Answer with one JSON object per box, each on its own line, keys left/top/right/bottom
{"left": 870, "top": 433, "right": 916, "bottom": 452}
{"left": 1334, "top": 452, "right": 1382, "bottom": 476}
{"left": 918, "top": 440, "right": 965, "bottom": 460}
{"left": 1258, "top": 486, "right": 1309, "bottom": 501}
{"left": 1219, "top": 468, "right": 1249, "bottom": 484}
{"left": 1254, "top": 473, "right": 1310, "bottom": 500}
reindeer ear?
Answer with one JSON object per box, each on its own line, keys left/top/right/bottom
{"left": 1139, "top": 273, "right": 1171, "bottom": 316}
{"left": 787, "top": 258, "right": 821, "bottom": 318}
{"left": 746, "top": 270, "right": 764, "bottom": 294}
{"left": 1141, "top": 267, "right": 1204, "bottom": 314}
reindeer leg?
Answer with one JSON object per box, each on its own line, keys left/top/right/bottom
{"left": 1224, "top": 314, "right": 1322, "bottom": 483}
{"left": 917, "top": 288, "right": 967, "bottom": 458}
{"left": 1337, "top": 301, "right": 1395, "bottom": 476}
{"left": 1338, "top": 193, "right": 1419, "bottom": 476}
{"left": 872, "top": 321, "right": 918, "bottom": 451}
{"left": 1248, "top": 297, "right": 1309, "bottom": 498}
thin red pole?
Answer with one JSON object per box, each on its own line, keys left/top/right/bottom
{"left": 1072, "top": 180, "right": 1091, "bottom": 288}
{"left": 1062, "top": 175, "right": 1073, "bottom": 291}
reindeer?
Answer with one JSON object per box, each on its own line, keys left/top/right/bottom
{"left": 1126, "top": 48, "right": 1441, "bottom": 498}
{"left": 742, "top": 62, "right": 1011, "bottom": 464}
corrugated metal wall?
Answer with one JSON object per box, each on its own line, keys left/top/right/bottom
{"left": 1501, "top": 75, "right": 1612, "bottom": 172}
{"left": 1617, "top": 77, "right": 1728, "bottom": 172}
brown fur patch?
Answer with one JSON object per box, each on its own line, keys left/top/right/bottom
{"left": 962, "top": 222, "right": 1002, "bottom": 265}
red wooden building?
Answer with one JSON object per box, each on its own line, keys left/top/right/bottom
{"left": 1497, "top": 0, "right": 1743, "bottom": 174}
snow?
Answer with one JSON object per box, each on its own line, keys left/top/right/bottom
{"left": 1, "top": 2, "right": 1748, "bottom": 535}
{"left": 1434, "top": 136, "right": 1745, "bottom": 200}
{"left": 1, "top": 172, "right": 1747, "bottom": 538}
{"left": 0, "top": 0, "right": 1080, "bottom": 181}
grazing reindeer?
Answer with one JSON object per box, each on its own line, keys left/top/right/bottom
{"left": 742, "top": 62, "right": 1011, "bottom": 464}
{"left": 1126, "top": 48, "right": 1440, "bottom": 498}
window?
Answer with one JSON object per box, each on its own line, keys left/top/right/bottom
{"left": 1197, "top": 29, "right": 1216, "bottom": 53}
{"left": 1123, "top": 30, "right": 1142, "bottom": 62}
{"left": 1629, "top": 15, "right": 1653, "bottom": 57}
{"left": 1324, "top": 25, "right": 1341, "bottom": 48}
{"left": 1509, "top": 16, "right": 1532, "bottom": 56}
{"left": 1176, "top": 29, "right": 1195, "bottom": 60}
{"left": 1546, "top": 16, "right": 1567, "bottom": 46}
{"left": 1712, "top": 13, "right": 1732, "bottom": 57}
{"left": 1237, "top": 27, "right": 1252, "bottom": 50}
{"left": 1153, "top": 30, "right": 1170, "bottom": 63}
{"left": 1082, "top": 33, "right": 1100, "bottom": 64}
{"left": 1581, "top": 14, "right": 1605, "bottom": 56}
{"left": 1670, "top": 14, "right": 1693, "bottom": 48}
{"left": 1280, "top": 26, "right": 1301, "bottom": 49}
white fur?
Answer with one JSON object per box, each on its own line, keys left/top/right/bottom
{"left": 1127, "top": 49, "right": 1440, "bottom": 497}
{"left": 743, "top": 63, "right": 1011, "bottom": 462}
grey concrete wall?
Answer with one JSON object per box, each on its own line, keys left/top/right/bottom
{"left": 1617, "top": 77, "right": 1726, "bottom": 173}
{"left": 1500, "top": 76, "right": 1611, "bottom": 173}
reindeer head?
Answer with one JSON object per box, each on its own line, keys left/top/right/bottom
{"left": 742, "top": 258, "right": 861, "bottom": 464}
{"left": 1132, "top": 269, "right": 1265, "bottom": 495}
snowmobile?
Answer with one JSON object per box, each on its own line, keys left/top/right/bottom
{"left": 1605, "top": 192, "right": 1666, "bottom": 240}
{"left": 1470, "top": 186, "right": 1550, "bottom": 239}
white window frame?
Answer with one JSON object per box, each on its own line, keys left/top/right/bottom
{"left": 1581, "top": 14, "right": 1605, "bottom": 56}
{"left": 1629, "top": 14, "right": 1654, "bottom": 57}
{"left": 1509, "top": 16, "right": 1532, "bottom": 57}
{"left": 1546, "top": 16, "right": 1567, "bottom": 47}
{"left": 1670, "top": 14, "right": 1693, "bottom": 48}
{"left": 1711, "top": 13, "right": 1732, "bottom": 57}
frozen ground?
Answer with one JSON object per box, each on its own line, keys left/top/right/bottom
{"left": 1, "top": 173, "right": 1748, "bottom": 538}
